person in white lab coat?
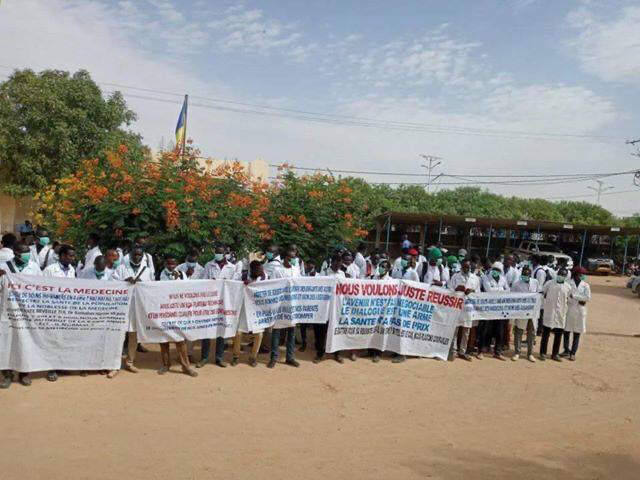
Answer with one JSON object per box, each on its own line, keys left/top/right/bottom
{"left": 0, "top": 233, "right": 17, "bottom": 263}
{"left": 78, "top": 255, "right": 113, "bottom": 280}
{"left": 31, "top": 228, "right": 57, "bottom": 269}
{"left": 511, "top": 265, "right": 540, "bottom": 362}
{"left": 448, "top": 259, "right": 479, "bottom": 362}
{"left": 0, "top": 243, "right": 42, "bottom": 388}
{"left": 561, "top": 267, "right": 591, "bottom": 361}
{"left": 423, "top": 247, "right": 444, "bottom": 286}
{"left": 198, "top": 244, "right": 240, "bottom": 369}
{"left": 369, "top": 260, "right": 393, "bottom": 363}
{"left": 263, "top": 244, "right": 285, "bottom": 279}
{"left": 157, "top": 255, "right": 197, "bottom": 377}
{"left": 41, "top": 245, "right": 77, "bottom": 382}
{"left": 540, "top": 267, "right": 572, "bottom": 362}
{"left": 81, "top": 232, "right": 102, "bottom": 274}
{"left": 123, "top": 235, "right": 155, "bottom": 278}
{"left": 392, "top": 251, "right": 420, "bottom": 282}
{"left": 341, "top": 251, "right": 360, "bottom": 279}
{"left": 268, "top": 248, "right": 301, "bottom": 369}
{"left": 354, "top": 242, "right": 368, "bottom": 279}
{"left": 176, "top": 249, "right": 204, "bottom": 279}
{"left": 478, "top": 262, "right": 510, "bottom": 360}
{"left": 112, "top": 246, "right": 155, "bottom": 373}
{"left": 315, "top": 254, "right": 346, "bottom": 364}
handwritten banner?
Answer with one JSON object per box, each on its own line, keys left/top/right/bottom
{"left": 326, "top": 279, "right": 464, "bottom": 359}
{"left": 242, "top": 277, "right": 335, "bottom": 332}
{"left": 133, "top": 279, "right": 244, "bottom": 343}
{"left": 0, "top": 273, "right": 132, "bottom": 371}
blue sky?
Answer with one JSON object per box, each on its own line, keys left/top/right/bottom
{"left": 2, "top": 0, "right": 640, "bottom": 215}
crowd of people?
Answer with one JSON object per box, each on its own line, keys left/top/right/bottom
{"left": 0, "top": 225, "right": 591, "bottom": 389}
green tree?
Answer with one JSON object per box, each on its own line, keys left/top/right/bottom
{"left": 0, "top": 68, "right": 139, "bottom": 196}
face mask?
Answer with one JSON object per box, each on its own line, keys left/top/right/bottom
{"left": 113, "top": 259, "right": 121, "bottom": 268}
{"left": 491, "top": 271, "right": 500, "bottom": 280}
{"left": 265, "top": 252, "right": 274, "bottom": 260}
{"left": 214, "top": 253, "right": 224, "bottom": 262}
{"left": 520, "top": 275, "right": 530, "bottom": 283}
{"left": 451, "top": 264, "right": 461, "bottom": 273}
{"left": 225, "top": 254, "right": 233, "bottom": 261}
{"left": 39, "top": 237, "right": 50, "bottom": 246}
{"left": 186, "top": 262, "right": 197, "bottom": 269}
{"left": 436, "top": 258, "right": 443, "bottom": 266}
{"left": 130, "top": 260, "right": 141, "bottom": 268}
{"left": 378, "top": 266, "right": 386, "bottom": 276}
{"left": 19, "top": 252, "right": 31, "bottom": 264}
{"left": 556, "top": 275, "right": 566, "bottom": 283}
{"left": 580, "top": 275, "right": 587, "bottom": 282}
{"left": 401, "top": 259, "right": 409, "bottom": 268}
{"left": 95, "top": 271, "right": 105, "bottom": 279}
{"left": 290, "top": 258, "right": 298, "bottom": 266}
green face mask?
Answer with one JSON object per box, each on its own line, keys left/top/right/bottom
{"left": 39, "top": 237, "right": 50, "bottom": 246}
{"left": 290, "top": 258, "right": 298, "bottom": 266}
{"left": 265, "top": 252, "right": 274, "bottom": 260}
{"left": 580, "top": 274, "right": 587, "bottom": 281}
{"left": 113, "top": 259, "right": 121, "bottom": 268}
{"left": 556, "top": 275, "right": 566, "bottom": 283}
{"left": 401, "top": 259, "right": 409, "bottom": 268}
{"left": 95, "top": 271, "right": 105, "bottom": 279}
{"left": 214, "top": 253, "right": 224, "bottom": 262}
{"left": 436, "top": 258, "right": 443, "bottom": 266}
{"left": 491, "top": 271, "right": 501, "bottom": 280}
{"left": 378, "top": 266, "right": 386, "bottom": 276}
{"left": 19, "top": 252, "right": 31, "bottom": 264}
{"left": 520, "top": 275, "right": 530, "bottom": 282}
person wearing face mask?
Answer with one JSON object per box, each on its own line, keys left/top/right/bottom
{"left": 112, "top": 246, "right": 155, "bottom": 374}
{"left": 198, "top": 245, "right": 241, "bottom": 369}
{"left": 289, "top": 244, "right": 305, "bottom": 276}
{"left": 368, "top": 260, "right": 393, "bottom": 363}
{"left": 540, "top": 267, "right": 571, "bottom": 362}
{"left": 423, "top": 247, "right": 444, "bottom": 286}
{"left": 561, "top": 267, "right": 591, "bottom": 361}
{"left": 457, "top": 248, "right": 468, "bottom": 263}
{"left": 81, "top": 233, "right": 102, "bottom": 274}
{"left": 511, "top": 265, "right": 539, "bottom": 362}
{"left": 392, "top": 250, "right": 420, "bottom": 281}
{"left": 316, "top": 254, "right": 346, "bottom": 363}
{"left": 263, "top": 244, "right": 285, "bottom": 279}
{"left": 176, "top": 249, "right": 204, "bottom": 279}
{"left": 448, "top": 259, "right": 479, "bottom": 362}
{"left": 297, "top": 260, "right": 317, "bottom": 352}
{"left": 478, "top": 262, "right": 510, "bottom": 361}
{"left": 104, "top": 248, "right": 121, "bottom": 270}
{"left": 79, "top": 255, "right": 113, "bottom": 281}
{"left": 157, "top": 255, "right": 197, "bottom": 377}
{"left": 0, "top": 243, "right": 42, "bottom": 389}
{"left": 268, "top": 249, "right": 301, "bottom": 369}
{"left": 447, "top": 255, "right": 461, "bottom": 275}
{"left": 31, "top": 228, "right": 56, "bottom": 269}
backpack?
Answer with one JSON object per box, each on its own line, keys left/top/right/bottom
{"left": 533, "top": 266, "right": 553, "bottom": 285}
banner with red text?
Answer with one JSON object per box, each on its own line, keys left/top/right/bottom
{"left": 0, "top": 273, "right": 132, "bottom": 371}
{"left": 133, "top": 279, "right": 245, "bottom": 343}
{"left": 326, "top": 279, "right": 464, "bottom": 359}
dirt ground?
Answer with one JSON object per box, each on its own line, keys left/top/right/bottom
{"left": 2, "top": 275, "right": 639, "bottom": 480}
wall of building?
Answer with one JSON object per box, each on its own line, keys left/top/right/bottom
{"left": 0, "top": 194, "right": 36, "bottom": 235}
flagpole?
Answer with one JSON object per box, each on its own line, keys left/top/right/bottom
{"left": 181, "top": 94, "right": 188, "bottom": 160}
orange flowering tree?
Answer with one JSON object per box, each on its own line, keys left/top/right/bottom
{"left": 35, "top": 143, "right": 270, "bottom": 261}
{"left": 265, "top": 166, "right": 369, "bottom": 261}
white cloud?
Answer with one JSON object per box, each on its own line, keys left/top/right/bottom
{"left": 567, "top": 5, "right": 640, "bottom": 83}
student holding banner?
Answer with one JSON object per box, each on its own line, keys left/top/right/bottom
{"left": 176, "top": 249, "right": 205, "bottom": 279}
{"left": 478, "top": 261, "right": 510, "bottom": 361}
{"left": 0, "top": 243, "right": 42, "bottom": 388}
{"left": 268, "top": 249, "right": 301, "bottom": 368}
{"left": 198, "top": 245, "right": 240, "bottom": 369}
{"left": 112, "top": 246, "right": 154, "bottom": 374}
{"left": 369, "top": 259, "right": 394, "bottom": 363}
{"left": 449, "top": 259, "right": 479, "bottom": 362}
{"left": 540, "top": 267, "right": 571, "bottom": 362}
{"left": 157, "top": 255, "right": 197, "bottom": 377}
{"left": 511, "top": 265, "right": 539, "bottom": 362}
{"left": 232, "top": 261, "right": 267, "bottom": 367}
{"left": 316, "top": 254, "right": 346, "bottom": 363}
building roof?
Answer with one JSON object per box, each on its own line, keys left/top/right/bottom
{"left": 375, "top": 211, "right": 640, "bottom": 236}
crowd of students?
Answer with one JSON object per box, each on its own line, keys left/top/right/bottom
{"left": 0, "top": 228, "right": 591, "bottom": 389}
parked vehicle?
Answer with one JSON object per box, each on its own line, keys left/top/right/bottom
{"left": 586, "top": 256, "right": 615, "bottom": 275}
{"left": 511, "top": 241, "right": 574, "bottom": 269}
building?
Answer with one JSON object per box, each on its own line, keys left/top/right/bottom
{"left": 0, "top": 194, "right": 36, "bottom": 236}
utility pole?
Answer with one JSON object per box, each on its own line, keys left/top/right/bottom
{"left": 420, "top": 154, "right": 442, "bottom": 193}
{"left": 587, "top": 179, "right": 614, "bottom": 205}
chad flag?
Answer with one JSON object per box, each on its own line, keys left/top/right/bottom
{"left": 175, "top": 95, "right": 188, "bottom": 147}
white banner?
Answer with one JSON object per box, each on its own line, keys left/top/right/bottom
{"left": 0, "top": 273, "right": 131, "bottom": 371}
{"left": 326, "top": 279, "right": 464, "bottom": 359}
{"left": 133, "top": 279, "right": 245, "bottom": 343}
{"left": 242, "top": 277, "right": 335, "bottom": 332}
{"left": 460, "top": 292, "right": 542, "bottom": 326}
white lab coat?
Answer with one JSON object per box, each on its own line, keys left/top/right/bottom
{"left": 203, "top": 260, "right": 240, "bottom": 280}
{"left": 0, "top": 260, "right": 42, "bottom": 275}
{"left": 354, "top": 252, "right": 367, "bottom": 278}
{"left": 124, "top": 252, "right": 155, "bottom": 277}
{"left": 481, "top": 274, "right": 510, "bottom": 293}
{"left": 504, "top": 266, "right": 520, "bottom": 287}
{"left": 450, "top": 272, "right": 481, "bottom": 327}
{"left": 565, "top": 279, "right": 590, "bottom": 333}
{"left": 321, "top": 267, "right": 345, "bottom": 278}
{"left": 82, "top": 246, "right": 103, "bottom": 273}
{"left": 112, "top": 263, "right": 154, "bottom": 282}
{"left": 542, "top": 281, "right": 572, "bottom": 329}
{"left": 159, "top": 268, "right": 187, "bottom": 281}
{"left": 423, "top": 264, "right": 443, "bottom": 286}
{"left": 511, "top": 279, "right": 540, "bottom": 329}
{"left": 43, "top": 262, "right": 76, "bottom": 278}
{"left": 282, "top": 265, "right": 301, "bottom": 278}
{"left": 79, "top": 266, "right": 114, "bottom": 281}
{"left": 176, "top": 262, "right": 205, "bottom": 279}
{"left": 392, "top": 266, "right": 419, "bottom": 281}
{"left": 263, "top": 258, "right": 285, "bottom": 279}
{"left": 31, "top": 244, "right": 57, "bottom": 269}
{"left": 345, "top": 262, "right": 360, "bottom": 279}
{"left": 0, "top": 247, "right": 14, "bottom": 263}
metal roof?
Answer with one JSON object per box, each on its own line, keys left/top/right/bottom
{"left": 375, "top": 212, "right": 640, "bottom": 236}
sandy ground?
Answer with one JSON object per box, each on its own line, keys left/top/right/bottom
{"left": 2, "top": 275, "right": 640, "bottom": 480}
